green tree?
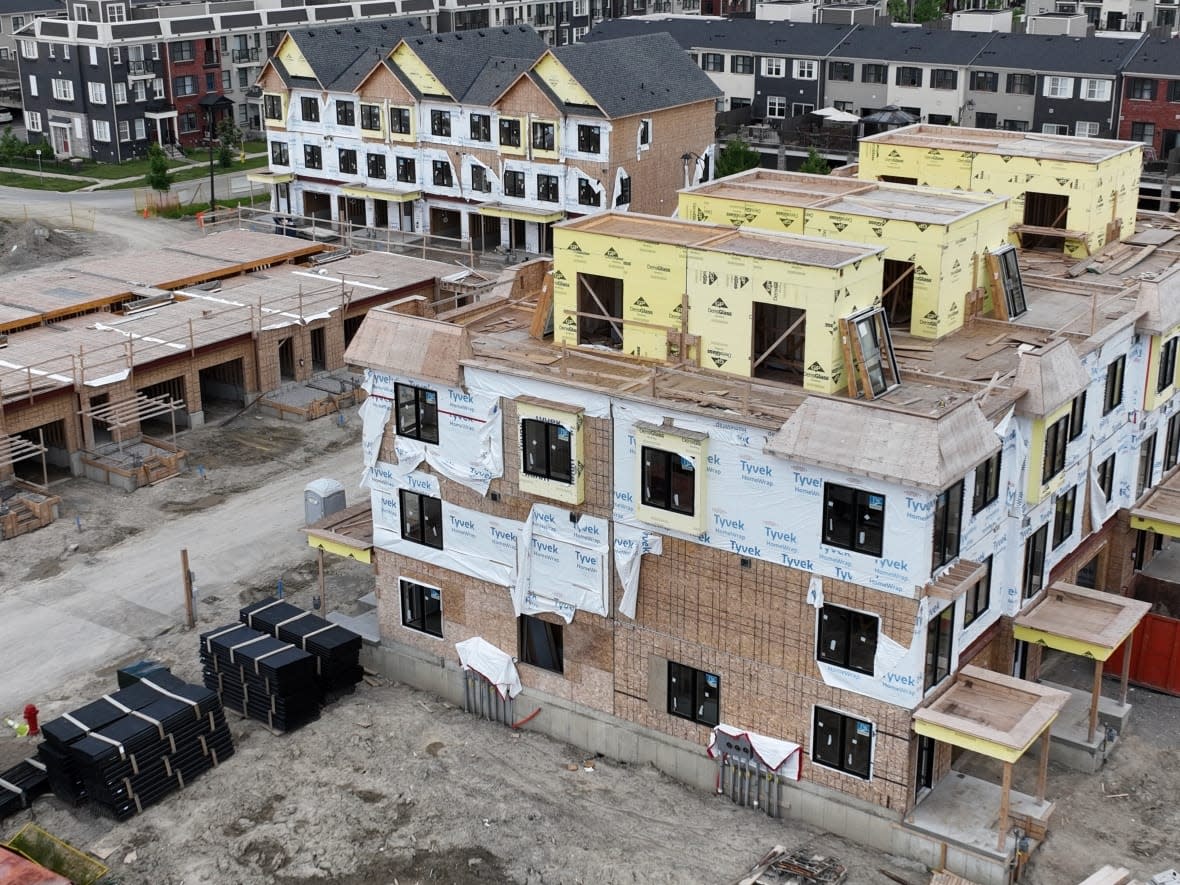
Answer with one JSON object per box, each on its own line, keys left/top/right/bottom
{"left": 146, "top": 142, "right": 173, "bottom": 192}
{"left": 0, "top": 127, "right": 22, "bottom": 166}
{"left": 714, "top": 138, "right": 760, "bottom": 179}
{"left": 799, "top": 148, "right": 830, "bottom": 175}
{"left": 216, "top": 117, "right": 242, "bottom": 169}
{"left": 912, "top": 0, "right": 943, "bottom": 22}
{"left": 887, "top": 0, "right": 909, "bottom": 20}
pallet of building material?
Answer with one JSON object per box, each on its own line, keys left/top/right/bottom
{"left": 37, "top": 673, "right": 233, "bottom": 820}
{"left": 0, "top": 757, "right": 49, "bottom": 821}
{"left": 239, "top": 597, "right": 364, "bottom": 695}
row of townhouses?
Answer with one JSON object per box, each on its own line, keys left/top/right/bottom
{"left": 253, "top": 23, "right": 718, "bottom": 252}
{"left": 590, "top": 17, "right": 1180, "bottom": 160}
{"left": 340, "top": 124, "right": 1166, "bottom": 885}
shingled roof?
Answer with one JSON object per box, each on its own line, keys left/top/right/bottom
{"left": 396, "top": 26, "right": 546, "bottom": 101}
{"left": 1123, "top": 36, "right": 1180, "bottom": 77}
{"left": 972, "top": 32, "right": 1144, "bottom": 76}
{"left": 280, "top": 19, "right": 424, "bottom": 91}
{"left": 583, "top": 17, "right": 855, "bottom": 58}
{"left": 548, "top": 32, "right": 721, "bottom": 119}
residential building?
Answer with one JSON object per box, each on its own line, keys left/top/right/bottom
{"left": 343, "top": 127, "right": 1167, "bottom": 884}
{"left": 256, "top": 24, "right": 719, "bottom": 252}
{"left": 0, "top": 0, "right": 57, "bottom": 63}
{"left": 1117, "top": 36, "right": 1180, "bottom": 158}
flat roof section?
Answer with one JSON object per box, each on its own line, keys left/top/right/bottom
{"left": 861, "top": 123, "right": 1140, "bottom": 164}
{"left": 1013, "top": 583, "right": 1150, "bottom": 661}
{"left": 683, "top": 168, "right": 1006, "bottom": 225}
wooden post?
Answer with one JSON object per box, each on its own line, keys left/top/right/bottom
{"left": 1035, "top": 729, "right": 1050, "bottom": 804}
{"left": 997, "top": 760, "right": 1012, "bottom": 852}
{"left": 1119, "top": 633, "right": 1133, "bottom": 707}
{"left": 317, "top": 546, "right": 326, "bottom": 617}
{"left": 1089, "top": 657, "right": 1103, "bottom": 743}
{"left": 181, "top": 548, "right": 195, "bottom": 629}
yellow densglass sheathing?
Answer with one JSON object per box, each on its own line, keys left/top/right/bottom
{"left": 516, "top": 398, "right": 585, "bottom": 506}
{"left": 680, "top": 194, "right": 805, "bottom": 233}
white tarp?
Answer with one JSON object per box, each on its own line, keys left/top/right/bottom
{"left": 614, "top": 524, "right": 663, "bottom": 620}
{"left": 362, "top": 369, "right": 503, "bottom": 496}
{"left": 706, "top": 724, "right": 802, "bottom": 778}
{"left": 513, "top": 504, "right": 610, "bottom": 622}
{"left": 455, "top": 637, "right": 522, "bottom": 699}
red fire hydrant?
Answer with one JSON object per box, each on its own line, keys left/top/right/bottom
{"left": 23, "top": 704, "right": 38, "bottom": 737}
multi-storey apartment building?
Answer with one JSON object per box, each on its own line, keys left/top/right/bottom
{"left": 343, "top": 126, "right": 1161, "bottom": 884}
{"left": 256, "top": 23, "right": 718, "bottom": 251}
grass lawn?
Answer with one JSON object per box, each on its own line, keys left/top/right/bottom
{"left": 242, "top": 139, "right": 267, "bottom": 154}
{"left": 0, "top": 171, "right": 91, "bottom": 191}
{"left": 156, "top": 193, "right": 270, "bottom": 219}
{"left": 98, "top": 155, "right": 270, "bottom": 191}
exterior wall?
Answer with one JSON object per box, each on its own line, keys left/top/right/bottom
{"left": 1117, "top": 76, "right": 1180, "bottom": 157}
{"left": 1032, "top": 73, "right": 1118, "bottom": 138}
{"left": 753, "top": 57, "right": 825, "bottom": 119}
{"left": 822, "top": 59, "right": 890, "bottom": 117}
{"left": 962, "top": 67, "right": 1036, "bottom": 132}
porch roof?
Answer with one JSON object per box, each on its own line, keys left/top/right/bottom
{"left": 1013, "top": 582, "right": 1150, "bottom": 662}
{"left": 1131, "top": 468, "right": 1180, "bottom": 539}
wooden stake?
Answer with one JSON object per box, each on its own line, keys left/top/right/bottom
{"left": 1036, "top": 729, "right": 1050, "bottom": 804}
{"left": 1089, "top": 657, "right": 1103, "bottom": 743}
{"left": 318, "top": 546, "right": 327, "bottom": 617}
{"left": 997, "top": 760, "right": 1012, "bottom": 852}
{"left": 1119, "top": 633, "right": 1132, "bottom": 708}
{"left": 181, "top": 548, "right": 195, "bottom": 629}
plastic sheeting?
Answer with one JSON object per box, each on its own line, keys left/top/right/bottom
{"left": 455, "top": 637, "right": 522, "bottom": 699}
{"left": 707, "top": 724, "right": 802, "bottom": 778}
{"left": 513, "top": 504, "right": 610, "bottom": 622}
{"left": 614, "top": 524, "right": 662, "bottom": 620}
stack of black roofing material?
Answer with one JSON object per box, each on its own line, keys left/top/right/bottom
{"left": 200, "top": 624, "right": 320, "bottom": 733}
{"left": 240, "top": 598, "right": 363, "bottom": 697}
{"left": 37, "top": 673, "right": 233, "bottom": 820}
{"left": 0, "top": 757, "right": 49, "bottom": 821}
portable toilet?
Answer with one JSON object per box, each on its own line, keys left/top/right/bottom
{"left": 305, "top": 478, "right": 346, "bottom": 525}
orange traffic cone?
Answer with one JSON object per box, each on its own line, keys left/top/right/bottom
{"left": 143, "top": 206, "right": 150, "bottom": 219}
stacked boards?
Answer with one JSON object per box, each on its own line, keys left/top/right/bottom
{"left": 37, "top": 673, "right": 233, "bottom": 820}
{"left": 0, "top": 757, "right": 49, "bottom": 821}
{"left": 240, "top": 598, "right": 363, "bottom": 695}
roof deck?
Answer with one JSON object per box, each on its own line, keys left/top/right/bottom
{"left": 860, "top": 123, "right": 1140, "bottom": 164}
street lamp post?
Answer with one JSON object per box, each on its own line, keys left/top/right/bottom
{"left": 35, "top": 148, "right": 42, "bottom": 180}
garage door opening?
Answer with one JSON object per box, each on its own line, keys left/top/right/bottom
{"left": 138, "top": 376, "right": 189, "bottom": 433}
{"left": 752, "top": 303, "right": 806, "bottom": 382}
{"left": 198, "top": 358, "right": 247, "bottom": 419}
{"left": 14, "top": 420, "right": 70, "bottom": 483}
{"left": 882, "top": 259, "right": 915, "bottom": 328}
{"left": 1022, "top": 191, "right": 1070, "bottom": 251}
{"left": 576, "top": 272, "right": 623, "bottom": 349}
{"left": 430, "top": 207, "right": 462, "bottom": 242}
{"left": 303, "top": 191, "right": 331, "bottom": 221}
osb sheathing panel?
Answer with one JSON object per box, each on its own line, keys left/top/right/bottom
{"left": 344, "top": 312, "right": 471, "bottom": 386}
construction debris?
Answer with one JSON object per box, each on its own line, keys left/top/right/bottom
{"left": 735, "top": 845, "right": 848, "bottom": 885}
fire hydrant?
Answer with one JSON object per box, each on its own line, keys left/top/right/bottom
{"left": 23, "top": 704, "right": 38, "bottom": 737}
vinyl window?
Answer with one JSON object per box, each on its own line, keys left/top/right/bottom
{"left": 642, "top": 446, "right": 695, "bottom": 516}
{"left": 931, "top": 481, "right": 964, "bottom": 570}
{"left": 504, "top": 169, "right": 525, "bottom": 198}
{"left": 270, "top": 141, "right": 289, "bottom": 165}
{"left": 335, "top": 100, "right": 355, "bottom": 126}
{"left": 366, "top": 153, "right": 385, "bottom": 179}
{"left": 1137, "top": 432, "right": 1157, "bottom": 499}
{"left": 537, "top": 173, "right": 559, "bottom": 202}
{"left": 924, "top": 604, "right": 954, "bottom": 691}
{"left": 360, "top": 104, "right": 381, "bottom": 131}
{"left": 1097, "top": 453, "right": 1116, "bottom": 502}
{"left": 895, "top": 66, "right": 922, "bottom": 88}
{"left": 1082, "top": 78, "right": 1113, "bottom": 101}
{"left": 531, "top": 121, "right": 555, "bottom": 151}
{"left": 963, "top": 556, "right": 992, "bottom": 628}
{"left": 763, "top": 57, "right": 785, "bottom": 77}
{"left": 973, "top": 450, "right": 1002, "bottom": 514}
{"left": 1103, "top": 355, "right": 1125, "bottom": 414}
{"left": 812, "top": 707, "right": 871, "bottom": 779}
{"left": 1023, "top": 524, "right": 1048, "bottom": 598}
{"left": 337, "top": 148, "right": 357, "bottom": 175}
{"left": 396, "top": 156, "right": 415, "bottom": 183}
{"left": 577, "top": 178, "right": 600, "bottom": 207}
{"left": 499, "top": 118, "right": 520, "bottom": 146}
{"left": 1007, "top": 73, "right": 1035, "bottom": 95}
{"left": 430, "top": 109, "right": 451, "bottom": 137}
{"left": 400, "top": 579, "right": 442, "bottom": 637}
{"left": 828, "top": 61, "right": 853, "bottom": 82}
{"left": 521, "top": 418, "right": 572, "bottom": 483}
{"left": 1053, "top": 485, "right": 1077, "bottom": 548}
{"left": 51, "top": 78, "right": 74, "bottom": 101}
{"left": 794, "top": 59, "right": 817, "bottom": 80}
{"left": 931, "top": 69, "right": 957, "bottom": 90}
{"left": 970, "top": 70, "right": 998, "bottom": 92}
{"left": 701, "top": 52, "right": 723, "bottom": 72}
{"left": 263, "top": 94, "right": 282, "bottom": 120}
{"left": 730, "top": 54, "right": 753, "bottom": 75}
{"left": 91, "top": 120, "right": 111, "bottom": 142}
{"left": 1042, "top": 414, "right": 1069, "bottom": 484}
{"left": 432, "top": 160, "right": 453, "bottom": 187}
{"left": 1165, "top": 412, "right": 1180, "bottom": 472}
{"left": 469, "top": 113, "right": 491, "bottom": 142}
{"left": 817, "top": 605, "right": 878, "bottom": 675}
{"left": 519, "top": 615, "right": 563, "bottom": 673}
{"left": 822, "top": 483, "right": 885, "bottom": 557}
{"left": 390, "top": 107, "right": 411, "bottom": 134}
{"left": 576, "top": 124, "right": 600, "bottom": 153}
{"left": 398, "top": 489, "right": 443, "bottom": 550}
{"left": 303, "top": 144, "right": 322, "bottom": 169}
{"left": 88, "top": 82, "right": 107, "bottom": 104}
{"left": 300, "top": 96, "right": 319, "bottom": 122}
{"left": 861, "top": 64, "right": 886, "bottom": 84}
{"left": 395, "top": 383, "right": 439, "bottom": 444}
{"left": 1158, "top": 336, "right": 1178, "bottom": 393}
{"left": 667, "top": 661, "right": 719, "bottom": 727}
{"left": 1044, "top": 76, "right": 1074, "bottom": 99}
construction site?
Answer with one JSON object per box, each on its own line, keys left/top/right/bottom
{"left": 1, "top": 123, "right": 1180, "bottom": 885}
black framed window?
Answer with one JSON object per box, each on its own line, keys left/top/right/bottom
{"left": 1022, "top": 524, "right": 1048, "bottom": 599}
{"left": 396, "top": 156, "right": 416, "bottom": 183}
{"left": 471, "top": 166, "right": 490, "bottom": 193}
{"left": 1132, "top": 121, "right": 1156, "bottom": 144}
{"left": 823, "top": 483, "right": 885, "bottom": 557}
{"left": 390, "top": 107, "right": 411, "bottom": 134}
{"left": 1137, "top": 432, "right": 1157, "bottom": 499}
{"left": 270, "top": 141, "right": 288, "bottom": 165}
{"left": 469, "top": 112, "right": 491, "bottom": 142}
{"left": 931, "top": 69, "right": 957, "bottom": 90}
{"left": 395, "top": 382, "right": 439, "bottom": 444}
{"left": 1052, "top": 485, "right": 1076, "bottom": 549}
{"left": 430, "top": 109, "right": 451, "bottom": 137}
{"left": 896, "top": 66, "right": 922, "bottom": 87}
{"left": 1042, "top": 414, "right": 1069, "bottom": 483}
{"left": 616, "top": 175, "right": 631, "bottom": 207}
{"left": 975, "top": 112, "right": 998, "bottom": 129}
{"left": 862, "top": 64, "right": 887, "bottom": 84}
{"left": 828, "top": 61, "right": 853, "bottom": 81}
{"left": 577, "top": 124, "right": 600, "bottom": 153}
{"left": 531, "top": 121, "right": 555, "bottom": 150}
{"left": 521, "top": 418, "right": 572, "bottom": 483}
{"left": 932, "top": 481, "right": 964, "bottom": 570}
{"left": 1128, "top": 77, "right": 1156, "bottom": 100}
{"left": 338, "top": 148, "right": 357, "bottom": 175}
{"left": 499, "top": 117, "right": 521, "bottom": 146}
{"left": 973, "top": 450, "right": 1002, "bottom": 514}
{"left": 300, "top": 96, "right": 319, "bottom": 122}
{"left": 360, "top": 104, "right": 381, "bottom": 131}
{"left": 641, "top": 446, "right": 695, "bottom": 516}
{"left": 519, "top": 615, "right": 563, "bottom": 673}
{"left": 1097, "top": 452, "right": 1116, "bottom": 502}
{"left": 701, "top": 52, "right": 723, "bottom": 72}
{"left": 399, "top": 489, "right": 443, "bottom": 549}
{"left": 303, "top": 144, "right": 322, "bottom": 169}
{"left": 537, "top": 173, "right": 559, "bottom": 202}
{"left": 1158, "top": 336, "right": 1178, "bottom": 393}
{"left": 1104, "top": 355, "right": 1125, "bottom": 414}
{"left": 400, "top": 578, "right": 442, "bottom": 637}
{"left": 963, "top": 556, "right": 992, "bottom": 628}
{"left": 924, "top": 603, "right": 954, "bottom": 691}
{"left": 432, "top": 160, "right": 453, "bottom": 187}
{"left": 730, "top": 54, "right": 753, "bottom": 74}
{"left": 504, "top": 170, "right": 525, "bottom": 198}
{"left": 336, "top": 100, "right": 355, "bottom": 126}
{"left": 577, "top": 178, "right": 600, "bottom": 207}
{"left": 1170, "top": 80, "right": 1180, "bottom": 103}
{"left": 1166, "top": 413, "right": 1180, "bottom": 472}
{"left": 1069, "top": 391, "right": 1087, "bottom": 441}
{"left": 263, "top": 93, "right": 282, "bottom": 120}
{"left": 367, "top": 153, "right": 385, "bottom": 179}
{"left": 817, "top": 605, "right": 878, "bottom": 675}
{"left": 1006, "top": 73, "right": 1035, "bottom": 94}
{"left": 812, "top": 707, "right": 872, "bottom": 779}
{"left": 667, "top": 661, "right": 719, "bottom": 727}
{"left": 970, "top": 70, "right": 998, "bottom": 92}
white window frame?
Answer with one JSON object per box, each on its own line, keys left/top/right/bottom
{"left": 105, "top": 2, "right": 125, "bottom": 22}
{"left": 133, "top": 118, "right": 146, "bottom": 140}
{"left": 25, "top": 110, "right": 41, "bottom": 132}
{"left": 1041, "top": 123, "right": 1069, "bottom": 135}
{"left": 763, "top": 57, "right": 785, "bottom": 77}
{"left": 26, "top": 73, "right": 37, "bottom": 97}
{"left": 152, "top": 77, "right": 164, "bottom": 100}
{"left": 1075, "top": 121, "right": 1100, "bottom": 137}
{"left": 88, "top": 82, "right": 107, "bottom": 104}
{"left": 11, "top": 15, "right": 25, "bottom": 30}
{"left": 19, "top": 39, "right": 36, "bottom": 60}
{"left": 766, "top": 95, "right": 786, "bottom": 118}
{"left": 63, "top": 42, "right": 69, "bottom": 60}
{"left": 114, "top": 82, "right": 127, "bottom": 104}
{"left": 1044, "top": 76, "right": 1074, "bottom": 99}
{"left": 118, "top": 119, "right": 130, "bottom": 141}
{"left": 73, "top": 4, "right": 87, "bottom": 20}
{"left": 91, "top": 119, "right": 111, "bottom": 142}
{"left": 1081, "top": 78, "right": 1111, "bottom": 101}
{"left": 793, "top": 59, "right": 817, "bottom": 80}
{"left": 51, "top": 78, "right": 73, "bottom": 101}
{"left": 111, "top": 46, "right": 121, "bottom": 63}
{"left": 88, "top": 45, "right": 97, "bottom": 65}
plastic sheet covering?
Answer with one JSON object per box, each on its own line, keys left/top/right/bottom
{"left": 614, "top": 524, "right": 662, "bottom": 620}
{"left": 455, "top": 637, "right": 521, "bottom": 699}
{"left": 707, "top": 724, "right": 802, "bottom": 778}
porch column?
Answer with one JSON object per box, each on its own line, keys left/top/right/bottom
{"left": 997, "top": 760, "right": 1012, "bottom": 852}
{"left": 1119, "top": 633, "right": 1133, "bottom": 707}
{"left": 1089, "top": 657, "right": 1103, "bottom": 743}
{"left": 1035, "top": 730, "right": 1050, "bottom": 803}
{"left": 154, "top": 118, "right": 162, "bottom": 144}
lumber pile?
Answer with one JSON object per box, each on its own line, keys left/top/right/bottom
{"left": 0, "top": 757, "right": 49, "bottom": 821}
{"left": 239, "top": 598, "right": 364, "bottom": 697}
{"left": 37, "top": 672, "right": 232, "bottom": 820}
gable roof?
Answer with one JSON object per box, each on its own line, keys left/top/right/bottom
{"left": 548, "top": 32, "right": 720, "bottom": 118}
{"left": 1124, "top": 37, "right": 1180, "bottom": 77}
{"left": 280, "top": 19, "right": 424, "bottom": 91}
{"left": 395, "top": 26, "right": 546, "bottom": 102}
{"left": 464, "top": 56, "right": 537, "bottom": 107}
{"left": 584, "top": 17, "right": 855, "bottom": 58}
{"left": 828, "top": 26, "right": 995, "bottom": 65}
{"left": 971, "top": 32, "right": 1144, "bottom": 76}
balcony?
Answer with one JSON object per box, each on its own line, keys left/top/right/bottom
{"left": 203, "top": 51, "right": 219, "bottom": 67}
{"left": 127, "top": 59, "right": 155, "bottom": 78}
{"left": 231, "top": 47, "right": 260, "bottom": 65}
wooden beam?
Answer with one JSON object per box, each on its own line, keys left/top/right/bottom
{"left": 985, "top": 252, "right": 1008, "bottom": 322}
{"left": 997, "top": 761, "right": 1012, "bottom": 853}
{"left": 1119, "top": 632, "right": 1132, "bottom": 708}
{"left": 1089, "top": 658, "right": 1102, "bottom": 744}
{"left": 528, "top": 272, "right": 553, "bottom": 340}
{"left": 1036, "top": 728, "right": 1050, "bottom": 804}
{"left": 838, "top": 318, "right": 858, "bottom": 398}
{"left": 577, "top": 278, "right": 623, "bottom": 341}
{"left": 752, "top": 312, "right": 806, "bottom": 370}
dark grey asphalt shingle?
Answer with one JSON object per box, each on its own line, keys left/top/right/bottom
{"left": 284, "top": 18, "right": 424, "bottom": 90}
{"left": 584, "top": 17, "right": 855, "bottom": 57}
{"left": 398, "top": 26, "right": 546, "bottom": 100}
{"left": 828, "top": 26, "right": 994, "bottom": 65}
{"left": 1110, "top": 36, "right": 1177, "bottom": 77}
{"left": 972, "top": 32, "right": 1144, "bottom": 75}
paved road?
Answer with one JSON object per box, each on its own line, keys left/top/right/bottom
{"left": 0, "top": 443, "right": 360, "bottom": 713}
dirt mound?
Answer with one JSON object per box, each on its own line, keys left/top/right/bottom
{"left": 0, "top": 219, "right": 82, "bottom": 269}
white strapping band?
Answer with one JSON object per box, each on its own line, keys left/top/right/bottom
{"left": 203, "top": 624, "right": 243, "bottom": 653}
{"left": 228, "top": 635, "right": 269, "bottom": 663}
{"left": 246, "top": 598, "right": 287, "bottom": 628}
{"left": 276, "top": 612, "right": 314, "bottom": 629}
{"left": 102, "top": 694, "right": 134, "bottom": 714}
{"left": 88, "top": 731, "right": 126, "bottom": 761}
{"left": 0, "top": 777, "right": 22, "bottom": 796}
{"left": 252, "top": 646, "right": 290, "bottom": 674}
{"left": 300, "top": 624, "right": 335, "bottom": 649}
